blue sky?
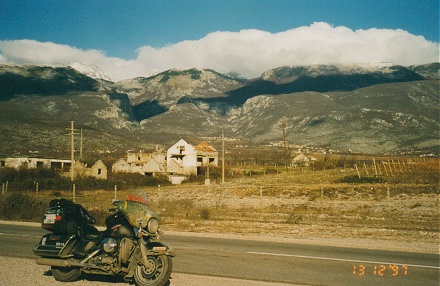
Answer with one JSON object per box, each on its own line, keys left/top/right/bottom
{"left": 0, "top": 0, "right": 438, "bottom": 80}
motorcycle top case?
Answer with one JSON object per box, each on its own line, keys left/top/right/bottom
{"left": 41, "top": 199, "right": 96, "bottom": 232}
{"left": 41, "top": 199, "right": 74, "bottom": 230}
{"left": 41, "top": 207, "right": 64, "bottom": 230}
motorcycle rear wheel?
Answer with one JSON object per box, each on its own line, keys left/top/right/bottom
{"left": 51, "top": 266, "right": 82, "bottom": 282}
{"left": 134, "top": 255, "right": 172, "bottom": 286}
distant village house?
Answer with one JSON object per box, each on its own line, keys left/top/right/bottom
{"left": 0, "top": 157, "right": 72, "bottom": 171}
{"left": 291, "top": 153, "right": 317, "bottom": 166}
{"left": 0, "top": 157, "right": 108, "bottom": 179}
{"left": 73, "top": 159, "right": 108, "bottom": 179}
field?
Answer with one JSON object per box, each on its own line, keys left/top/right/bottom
{"left": 7, "top": 157, "right": 436, "bottom": 253}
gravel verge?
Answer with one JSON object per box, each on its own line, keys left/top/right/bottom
{"left": 0, "top": 256, "right": 297, "bottom": 286}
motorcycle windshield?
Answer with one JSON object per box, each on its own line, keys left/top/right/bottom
{"left": 117, "top": 199, "right": 159, "bottom": 228}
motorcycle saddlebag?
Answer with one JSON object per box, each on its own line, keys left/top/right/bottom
{"left": 34, "top": 233, "right": 78, "bottom": 258}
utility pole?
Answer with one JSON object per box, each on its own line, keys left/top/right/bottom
{"left": 67, "top": 120, "right": 79, "bottom": 201}
{"left": 222, "top": 128, "right": 225, "bottom": 184}
{"left": 281, "top": 120, "right": 288, "bottom": 171}
{"left": 205, "top": 156, "right": 210, "bottom": 186}
{"left": 79, "top": 128, "right": 83, "bottom": 160}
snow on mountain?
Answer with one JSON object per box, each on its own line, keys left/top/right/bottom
{"left": 70, "top": 62, "right": 114, "bottom": 82}
{"left": 261, "top": 63, "right": 399, "bottom": 81}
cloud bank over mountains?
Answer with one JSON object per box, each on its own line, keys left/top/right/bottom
{"left": 0, "top": 22, "right": 438, "bottom": 81}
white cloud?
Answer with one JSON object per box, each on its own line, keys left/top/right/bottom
{"left": 0, "top": 22, "right": 438, "bottom": 81}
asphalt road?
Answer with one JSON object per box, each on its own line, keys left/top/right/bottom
{"left": 0, "top": 222, "right": 438, "bottom": 286}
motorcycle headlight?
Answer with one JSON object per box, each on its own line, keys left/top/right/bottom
{"left": 146, "top": 218, "right": 159, "bottom": 234}
{"left": 102, "top": 237, "right": 118, "bottom": 253}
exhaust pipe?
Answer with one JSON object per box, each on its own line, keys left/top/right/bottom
{"left": 36, "top": 258, "right": 99, "bottom": 269}
{"left": 36, "top": 258, "right": 71, "bottom": 267}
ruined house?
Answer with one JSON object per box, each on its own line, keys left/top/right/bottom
{"left": 73, "top": 159, "right": 108, "bottom": 179}
{"left": 112, "top": 149, "right": 167, "bottom": 176}
{"left": 0, "top": 157, "right": 107, "bottom": 179}
{"left": 167, "top": 139, "right": 218, "bottom": 175}
{"left": 0, "top": 157, "right": 71, "bottom": 171}
{"left": 291, "top": 153, "right": 317, "bottom": 166}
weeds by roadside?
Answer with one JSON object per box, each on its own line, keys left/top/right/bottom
{"left": 0, "top": 158, "right": 438, "bottom": 245}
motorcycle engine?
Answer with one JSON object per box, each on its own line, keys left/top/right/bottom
{"left": 102, "top": 237, "right": 118, "bottom": 253}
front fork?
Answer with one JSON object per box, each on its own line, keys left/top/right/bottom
{"left": 139, "top": 239, "right": 175, "bottom": 267}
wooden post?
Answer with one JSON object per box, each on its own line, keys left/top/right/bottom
{"left": 363, "top": 162, "right": 370, "bottom": 177}
{"left": 355, "top": 164, "right": 361, "bottom": 178}
{"left": 397, "top": 160, "right": 403, "bottom": 172}
{"left": 320, "top": 187, "right": 324, "bottom": 214}
{"left": 387, "top": 160, "right": 394, "bottom": 176}
{"left": 35, "top": 182, "right": 39, "bottom": 195}
{"left": 377, "top": 161, "right": 383, "bottom": 176}
{"left": 373, "top": 158, "right": 378, "bottom": 176}
{"left": 391, "top": 160, "right": 398, "bottom": 173}
{"left": 382, "top": 162, "right": 389, "bottom": 176}
{"left": 114, "top": 185, "right": 117, "bottom": 200}
{"left": 403, "top": 160, "right": 408, "bottom": 171}
{"left": 72, "top": 184, "right": 76, "bottom": 203}
{"left": 387, "top": 189, "right": 390, "bottom": 213}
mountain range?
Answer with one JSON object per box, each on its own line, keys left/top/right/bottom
{"left": 0, "top": 62, "right": 438, "bottom": 158}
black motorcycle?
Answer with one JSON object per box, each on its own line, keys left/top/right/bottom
{"left": 34, "top": 194, "right": 174, "bottom": 286}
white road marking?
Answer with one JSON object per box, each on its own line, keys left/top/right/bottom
{"left": 0, "top": 232, "right": 37, "bottom": 238}
{"left": 248, "top": 251, "right": 440, "bottom": 269}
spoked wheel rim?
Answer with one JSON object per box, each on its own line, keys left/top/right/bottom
{"left": 142, "top": 257, "right": 159, "bottom": 278}
{"left": 134, "top": 255, "right": 172, "bottom": 286}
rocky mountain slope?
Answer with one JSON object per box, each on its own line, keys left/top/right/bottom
{"left": 0, "top": 63, "right": 438, "bottom": 157}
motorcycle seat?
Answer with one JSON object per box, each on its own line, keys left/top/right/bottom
{"left": 81, "top": 225, "right": 102, "bottom": 240}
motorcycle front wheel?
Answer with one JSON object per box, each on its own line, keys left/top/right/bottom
{"left": 51, "top": 266, "right": 82, "bottom": 282}
{"left": 134, "top": 255, "right": 172, "bottom": 286}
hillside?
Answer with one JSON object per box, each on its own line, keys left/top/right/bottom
{"left": 228, "top": 80, "right": 439, "bottom": 153}
{"left": 0, "top": 63, "right": 438, "bottom": 158}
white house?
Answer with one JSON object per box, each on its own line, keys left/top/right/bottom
{"left": 167, "top": 139, "right": 218, "bottom": 175}
{"left": 291, "top": 153, "right": 317, "bottom": 166}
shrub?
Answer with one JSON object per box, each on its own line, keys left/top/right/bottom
{"left": 0, "top": 168, "right": 71, "bottom": 192}
{"left": 109, "top": 173, "right": 171, "bottom": 189}
{"left": 199, "top": 208, "right": 211, "bottom": 220}
{"left": 339, "top": 175, "right": 387, "bottom": 184}
{"left": 0, "top": 192, "right": 47, "bottom": 222}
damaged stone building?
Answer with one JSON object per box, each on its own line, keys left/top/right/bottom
{"left": 112, "top": 148, "right": 167, "bottom": 176}
{"left": 0, "top": 157, "right": 108, "bottom": 179}
{"left": 112, "top": 139, "right": 219, "bottom": 178}
{"left": 167, "top": 139, "right": 218, "bottom": 176}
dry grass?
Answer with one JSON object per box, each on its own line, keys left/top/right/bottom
{"left": 26, "top": 159, "right": 439, "bottom": 251}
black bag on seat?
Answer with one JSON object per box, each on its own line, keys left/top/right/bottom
{"left": 43, "top": 199, "right": 96, "bottom": 236}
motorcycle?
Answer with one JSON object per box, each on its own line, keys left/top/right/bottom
{"left": 34, "top": 192, "right": 174, "bottom": 286}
